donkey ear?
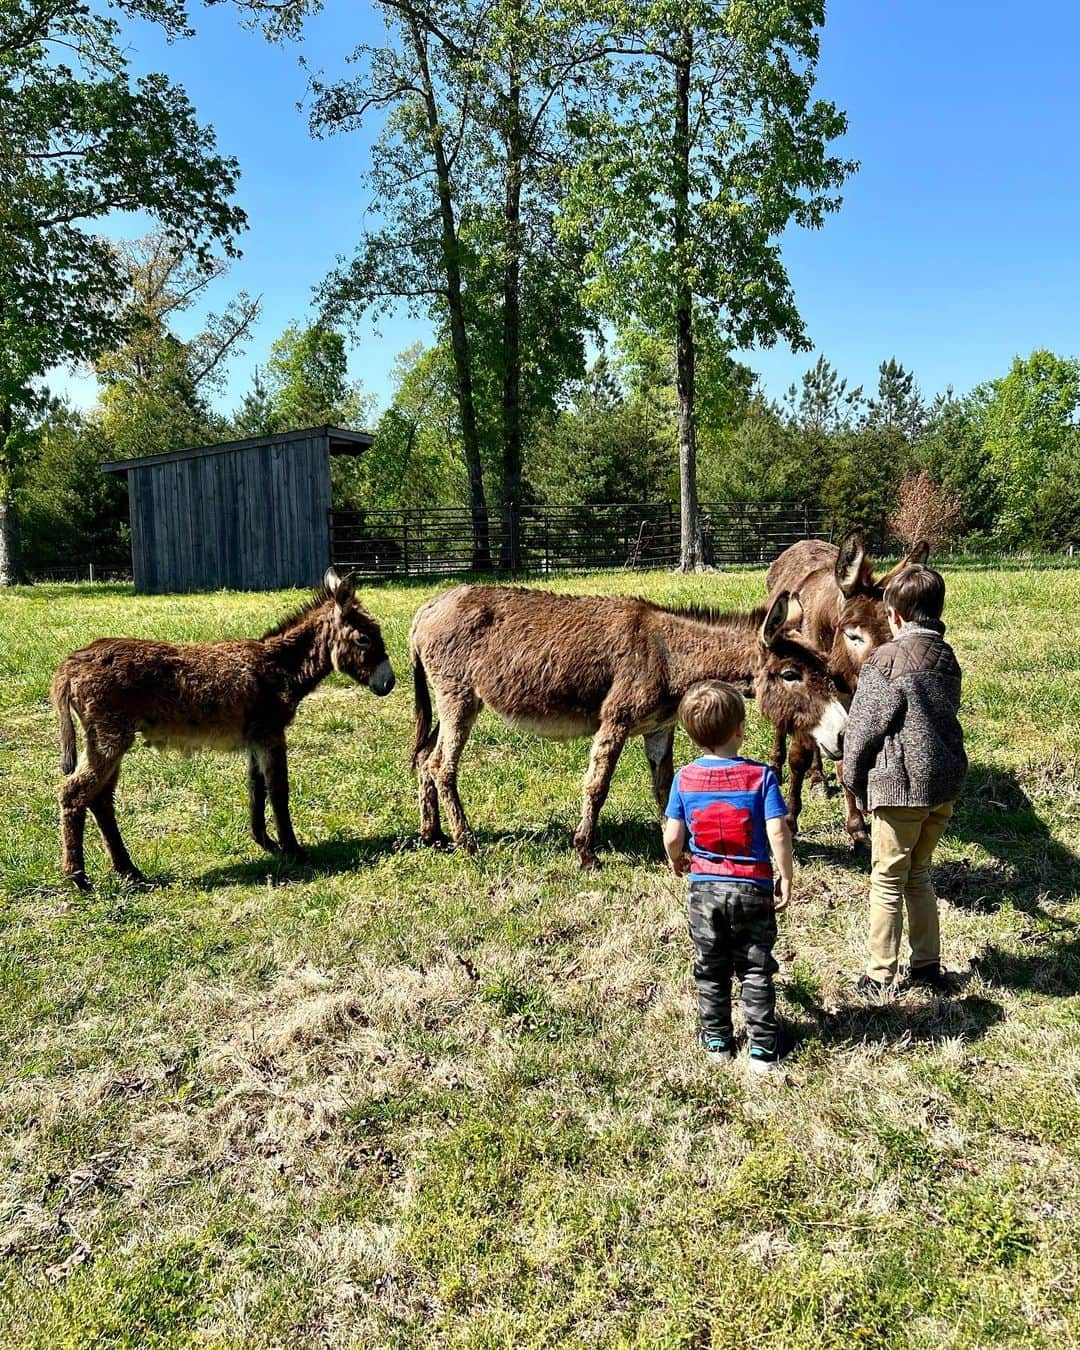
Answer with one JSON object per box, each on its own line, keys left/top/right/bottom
{"left": 878, "top": 540, "right": 929, "bottom": 587}
{"left": 323, "top": 566, "right": 356, "bottom": 608}
{"left": 786, "top": 590, "right": 805, "bottom": 628}
{"left": 835, "top": 527, "right": 867, "bottom": 597}
{"left": 760, "top": 592, "right": 790, "bottom": 649}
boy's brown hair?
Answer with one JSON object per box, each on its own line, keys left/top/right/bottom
{"left": 678, "top": 680, "right": 745, "bottom": 750}
{"left": 884, "top": 564, "right": 946, "bottom": 623}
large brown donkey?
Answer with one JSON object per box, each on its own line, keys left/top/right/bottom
{"left": 409, "top": 585, "right": 848, "bottom": 867}
{"left": 765, "top": 527, "right": 928, "bottom": 846}
{"left": 51, "top": 569, "right": 395, "bottom": 890}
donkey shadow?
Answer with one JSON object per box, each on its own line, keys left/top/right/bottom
{"left": 195, "top": 831, "right": 407, "bottom": 888}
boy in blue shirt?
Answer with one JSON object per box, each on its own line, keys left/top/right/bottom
{"left": 663, "top": 680, "right": 793, "bottom": 1074}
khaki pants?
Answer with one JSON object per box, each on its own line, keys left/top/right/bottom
{"left": 867, "top": 802, "right": 954, "bottom": 984}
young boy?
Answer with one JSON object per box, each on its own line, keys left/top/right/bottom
{"left": 842, "top": 564, "right": 967, "bottom": 994}
{"left": 663, "top": 680, "right": 794, "bottom": 1074}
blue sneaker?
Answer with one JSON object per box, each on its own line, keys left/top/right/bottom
{"left": 699, "top": 1031, "right": 735, "bottom": 1063}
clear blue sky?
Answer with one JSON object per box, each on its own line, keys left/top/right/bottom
{"left": 57, "top": 0, "right": 1080, "bottom": 418}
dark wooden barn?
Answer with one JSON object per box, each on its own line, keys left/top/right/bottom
{"left": 102, "top": 426, "right": 373, "bottom": 594}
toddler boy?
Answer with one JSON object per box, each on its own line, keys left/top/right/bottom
{"left": 842, "top": 564, "right": 967, "bottom": 993}
{"left": 663, "top": 681, "right": 793, "bottom": 1074}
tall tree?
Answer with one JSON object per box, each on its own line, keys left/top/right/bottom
{"left": 94, "top": 233, "right": 260, "bottom": 459}
{"left": 262, "top": 323, "right": 370, "bottom": 431}
{"left": 0, "top": 0, "right": 245, "bottom": 582}
{"left": 563, "top": 0, "right": 854, "bottom": 569}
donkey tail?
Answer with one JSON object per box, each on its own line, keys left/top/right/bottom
{"left": 410, "top": 648, "right": 437, "bottom": 771}
{"left": 52, "top": 670, "right": 77, "bottom": 775}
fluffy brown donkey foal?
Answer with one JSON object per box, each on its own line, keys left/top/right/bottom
{"left": 51, "top": 568, "right": 395, "bottom": 889}
{"left": 410, "top": 585, "right": 848, "bottom": 867}
{"left": 765, "top": 527, "right": 928, "bottom": 846}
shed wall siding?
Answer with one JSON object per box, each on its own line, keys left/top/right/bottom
{"left": 126, "top": 435, "right": 332, "bottom": 593}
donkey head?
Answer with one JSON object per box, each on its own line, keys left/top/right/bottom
{"left": 753, "top": 592, "right": 848, "bottom": 759}
{"left": 829, "top": 529, "right": 929, "bottom": 692}
{"left": 323, "top": 567, "right": 396, "bottom": 696}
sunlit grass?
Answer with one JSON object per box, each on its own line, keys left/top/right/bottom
{"left": 1, "top": 566, "right": 1078, "bottom": 1345}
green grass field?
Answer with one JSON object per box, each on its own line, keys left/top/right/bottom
{"left": 1, "top": 567, "right": 1079, "bottom": 1347}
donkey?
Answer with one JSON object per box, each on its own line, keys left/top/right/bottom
{"left": 765, "top": 527, "right": 928, "bottom": 846}
{"left": 409, "top": 585, "right": 848, "bottom": 867}
{"left": 51, "top": 568, "right": 395, "bottom": 890}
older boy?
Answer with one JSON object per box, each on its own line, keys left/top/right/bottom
{"left": 663, "top": 681, "right": 793, "bottom": 1073}
{"left": 842, "top": 564, "right": 967, "bottom": 994}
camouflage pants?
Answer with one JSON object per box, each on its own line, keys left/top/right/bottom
{"left": 688, "top": 880, "right": 779, "bottom": 1055}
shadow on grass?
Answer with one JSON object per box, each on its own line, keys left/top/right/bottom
{"left": 784, "top": 983, "right": 1007, "bottom": 1050}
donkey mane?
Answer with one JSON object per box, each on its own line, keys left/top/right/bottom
{"left": 261, "top": 588, "right": 332, "bottom": 639}
{"left": 642, "top": 599, "right": 769, "bottom": 628}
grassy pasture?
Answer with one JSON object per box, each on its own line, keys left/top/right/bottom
{"left": 1, "top": 566, "right": 1079, "bottom": 1347}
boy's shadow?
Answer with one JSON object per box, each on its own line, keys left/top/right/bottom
{"left": 783, "top": 979, "right": 1006, "bottom": 1050}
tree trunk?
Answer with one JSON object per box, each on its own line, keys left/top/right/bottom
{"left": 673, "top": 31, "right": 702, "bottom": 572}
{"left": 499, "top": 45, "right": 524, "bottom": 572}
{"left": 0, "top": 491, "right": 17, "bottom": 587}
{"left": 408, "top": 18, "right": 492, "bottom": 569}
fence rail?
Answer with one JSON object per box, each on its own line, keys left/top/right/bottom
{"left": 329, "top": 501, "right": 838, "bottom": 577}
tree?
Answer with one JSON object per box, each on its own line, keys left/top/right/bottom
{"left": 563, "top": 0, "right": 854, "bottom": 569}
{"left": 784, "top": 355, "right": 863, "bottom": 433}
{"left": 261, "top": 323, "right": 370, "bottom": 431}
{"left": 94, "top": 233, "right": 260, "bottom": 460}
{"left": 0, "top": 0, "right": 245, "bottom": 582}
{"left": 979, "top": 350, "right": 1080, "bottom": 547}
{"left": 866, "top": 357, "right": 925, "bottom": 441}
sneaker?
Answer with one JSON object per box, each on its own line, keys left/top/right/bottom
{"left": 856, "top": 973, "right": 896, "bottom": 999}
{"left": 747, "top": 1044, "right": 783, "bottom": 1076}
{"left": 699, "top": 1031, "right": 735, "bottom": 1063}
{"left": 903, "top": 962, "right": 954, "bottom": 995}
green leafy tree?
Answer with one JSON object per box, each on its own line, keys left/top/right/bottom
{"left": 916, "top": 388, "right": 997, "bottom": 538}
{"left": 563, "top": 0, "right": 855, "bottom": 569}
{"left": 0, "top": 0, "right": 245, "bottom": 582}
{"left": 979, "top": 350, "right": 1080, "bottom": 547}
{"left": 94, "top": 234, "right": 260, "bottom": 460}
{"left": 262, "top": 323, "right": 371, "bottom": 431}
{"left": 866, "top": 357, "right": 925, "bottom": 441}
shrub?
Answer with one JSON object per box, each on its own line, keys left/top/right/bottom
{"left": 888, "top": 471, "right": 964, "bottom": 551}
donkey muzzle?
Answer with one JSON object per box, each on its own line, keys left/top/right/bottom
{"left": 811, "top": 698, "right": 848, "bottom": 761}
{"left": 369, "top": 659, "right": 396, "bottom": 696}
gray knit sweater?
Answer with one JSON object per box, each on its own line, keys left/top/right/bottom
{"left": 842, "top": 621, "right": 967, "bottom": 811}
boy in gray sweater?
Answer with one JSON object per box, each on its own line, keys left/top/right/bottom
{"left": 842, "top": 565, "right": 967, "bottom": 993}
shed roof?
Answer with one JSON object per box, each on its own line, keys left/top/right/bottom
{"left": 101, "top": 425, "right": 374, "bottom": 476}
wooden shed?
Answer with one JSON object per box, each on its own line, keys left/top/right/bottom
{"left": 102, "top": 426, "right": 373, "bottom": 594}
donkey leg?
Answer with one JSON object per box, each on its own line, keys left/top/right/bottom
{"left": 59, "top": 747, "right": 121, "bottom": 890}
{"left": 247, "top": 750, "right": 278, "bottom": 853}
{"left": 808, "top": 744, "right": 828, "bottom": 796}
{"left": 643, "top": 728, "right": 675, "bottom": 815}
{"left": 428, "top": 696, "right": 479, "bottom": 854}
{"left": 770, "top": 724, "right": 788, "bottom": 782}
{"left": 785, "top": 734, "right": 815, "bottom": 838}
{"left": 413, "top": 739, "right": 446, "bottom": 847}
{"left": 257, "top": 741, "right": 306, "bottom": 862}
{"left": 88, "top": 765, "right": 144, "bottom": 882}
{"left": 840, "top": 772, "right": 870, "bottom": 852}
{"left": 574, "top": 721, "right": 628, "bottom": 869}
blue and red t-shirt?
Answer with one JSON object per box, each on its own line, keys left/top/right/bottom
{"left": 665, "top": 756, "right": 788, "bottom": 888}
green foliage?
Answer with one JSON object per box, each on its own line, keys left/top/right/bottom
{"left": 13, "top": 403, "right": 129, "bottom": 570}
{"left": 980, "top": 350, "right": 1080, "bottom": 547}
{"left": 262, "top": 323, "right": 370, "bottom": 433}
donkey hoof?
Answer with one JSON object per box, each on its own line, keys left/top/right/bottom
{"left": 420, "top": 831, "right": 451, "bottom": 850}
{"left": 850, "top": 832, "right": 870, "bottom": 854}
{"left": 66, "top": 870, "right": 92, "bottom": 893}
{"left": 577, "top": 851, "right": 600, "bottom": 870}
{"left": 462, "top": 838, "right": 478, "bottom": 858}
{"left": 255, "top": 835, "right": 280, "bottom": 854}
{"left": 119, "top": 866, "right": 148, "bottom": 887}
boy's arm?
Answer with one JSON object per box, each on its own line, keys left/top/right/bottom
{"left": 663, "top": 817, "right": 690, "bottom": 875}
{"left": 841, "top": 664, "right": 905, "bottom": 804}
{"left": 765, "top": 815, "right": 793, "bottom": 911}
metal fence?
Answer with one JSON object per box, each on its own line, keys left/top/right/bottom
{"left": 329, "top": 501, "right": 836, "bottom": 577}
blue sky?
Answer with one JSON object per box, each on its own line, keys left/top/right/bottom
{"left": 57, "top": 0, "right": 1080, "bottom": 418}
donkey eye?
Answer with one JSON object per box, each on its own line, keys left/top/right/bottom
{"left": 352, "top": 634, "right": 371, "bottom": 650}
{"left": 844, "top": 630, "right": 865, "bottom": 644}
{"left": 780, "top": 669, "right": 801, "bottom": 684}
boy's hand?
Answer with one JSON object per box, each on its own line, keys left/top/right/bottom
{"left": 773, "top": 876, "right": 792, "bottom": 912}
{"left": 671, "top": 852, "right": 692, "bottom": 877}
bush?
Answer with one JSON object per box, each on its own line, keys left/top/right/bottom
{"left": 888, "top": 471, "right": 964, "bottom": 551}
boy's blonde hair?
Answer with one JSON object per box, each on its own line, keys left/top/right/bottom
{"left": 678, "top": 680, "right": 745, "bottom": 750}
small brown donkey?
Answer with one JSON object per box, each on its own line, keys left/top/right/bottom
{"left": 51, "top": 568, "right": 395, "bottom": 889}
{"left": 765, "top": 527, "right": 928, "bottom": 846}
{"left": 409, "top": 585, "right": 849, "bottom": 867}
